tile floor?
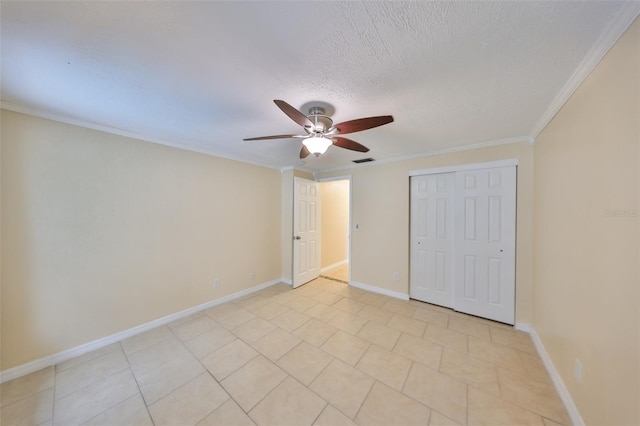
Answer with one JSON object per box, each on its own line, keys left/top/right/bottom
{"left": 321, "top": 263, "right": 349, "bottom": 283}
{"left": 0, "top": 278, "right": 570, "bottom": 426}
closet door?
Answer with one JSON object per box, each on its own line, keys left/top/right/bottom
{"left": 454, "top": 166, "right": 516, "bottom": 324}
{"left": 410, "top": 173, "right": 456, "bottom": 308}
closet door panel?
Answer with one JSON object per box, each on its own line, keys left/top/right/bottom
{"left": 454, "top": 166, "right": 516, "bottom": 324}
{"left": 410, "top": 173, "right": 455, "bottom": 308}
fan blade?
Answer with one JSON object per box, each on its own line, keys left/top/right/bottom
{"left": 274, "top": 100, "right": 313, "bottom": 127}
{"left": 332, "top": 115, "right": 394, "bottom": 134}
{"left": 300, "top": 145, "right": 311, "bottom": 158}
{"left": 243, "top": 134, "right": 305, "bottom": 141}
{"left": 332, "top": 136, "right": 370, "bottom": 153}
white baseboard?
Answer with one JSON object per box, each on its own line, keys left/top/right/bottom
{"left": 321, "top": 259, "right": 348, "bottom": 273}
{"left": 281, "top": 278, "right": 292, "bottom": 285}
{"left": 514, "top": 322, "right": 531, "bottom": 333}
{"left": 349, "top": 281, "right": 409, "bottom": 301}
{"left": 0, "top": 278, "right": 283, "bottom": 384}
{"left": 529, "top": 327, "right": 585, "bottom": 426}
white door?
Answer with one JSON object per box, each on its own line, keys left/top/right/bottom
{"left": 293, "top": 177, "right": 321, "bottom": 288}
{"left": 410, "top": 173, "right": 456, "bottom": 308}
{"left": 454, "top": 166, "right": 516, "bottom": 324}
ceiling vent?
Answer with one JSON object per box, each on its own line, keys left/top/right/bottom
{"left": 353, "top": 157, "right": 375, "bottom": 164}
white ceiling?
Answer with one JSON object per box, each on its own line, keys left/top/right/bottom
{"left": 2, "top": 1, "right": 638, "bottom": 172}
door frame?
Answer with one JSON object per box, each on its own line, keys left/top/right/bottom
{"left": 317, "top": 175, "right": 352, "bottom": 284}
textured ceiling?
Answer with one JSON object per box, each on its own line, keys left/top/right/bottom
{"left": 1, "top": 1, "right": 638, "bottom": 172}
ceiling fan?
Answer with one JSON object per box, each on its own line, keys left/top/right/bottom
{"left": 244, "top": 100, "right": 394, "bottom": 158}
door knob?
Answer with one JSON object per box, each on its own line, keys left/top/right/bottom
{"left": 295, "top": 236, "right": 301, "bottom": 240}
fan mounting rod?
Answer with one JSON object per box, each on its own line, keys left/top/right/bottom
{"left": 306, "top": 106, "right": 333, "bottom": 134}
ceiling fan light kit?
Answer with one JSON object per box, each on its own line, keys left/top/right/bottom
{"left": 244, "top": 100, "right": 394, "bottom": 159}
{"left": 302, "top": 135, "right": 333, "bottom": 157}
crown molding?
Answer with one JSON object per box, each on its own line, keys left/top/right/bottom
{"left": 315, "top": 135, "right": 531, "bottom": 175}
{"left": 1, "top": 101, "right": 283, "bottom": 171}
{"left": 530, "top": 1, "right": 640, "bottom": 137}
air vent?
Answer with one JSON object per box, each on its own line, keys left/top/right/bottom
{"left": 353, "top": 157, "right": 376, "bottom": 164}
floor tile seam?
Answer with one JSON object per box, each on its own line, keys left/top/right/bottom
{"left": 494, "top": 363, "right": 553, "bottom": 387}
{"left": 421, "top": 334, "right": 468, "bottom": 355}
{"left": 54, "top": 368, "right": 140, "bottom": 425}
{"left": 54, "top": 343, "right": 124, "bottom": 374}
{"left": 54, "top": 346, "right": 129, "bottom": 381}
{"left": 168, "top": 323, "right": 217, "bottom": 346}
{"left": 80, "top": 392, "right": 145, "bottom": 425}
{"left": 128, "top": 343, "right": 198, "bottom": 382}
{"left": 395, "top": 356, "right": 414, "bottom": 395}
{"left": 495, "top": 368, "right": 562, "bottom": 400}
{"left": 307, "top": 400, "right": 330, "bottom": 426}
{"left": 163, "top": 371, "right": 233, "bottom": 425}
{"left": 463, "top": 350, "right": 520, "bottom": 373}
{"left": 0, "top": 380, "right": 56, "bottom": 412}
{"left": 202, "top": 345, "right": 260, "bottom": 382}
{"left": 235, "top": 368, "right": 289, "bottom": 415}
{"left": 53, "top": 362, "right": 131, "bottom": 402}
{"left": 179, "top": 374, "right": 238, "bottom": 426}
{"left": 490, "top": 369, "right": 558, "bottom": 420}
{"left": 121, "top": 347, "right": 158, "bottom": 417}
{"left": 397, "top": 366, "right": 444, "bottom": 415}
{"left": 264, "top": 372, "right": 331, "bottom": 421}
{"left": 167, "top": 312, "right": 207, "bottom": 330}
{"left": 495, "top": 389, "right": 565, "bottom": 425}
{"left": 350, "top": 376, "right": 376, "bottom": 422}
{"left": 1, "top": 386, "right": 56, "bottom": 425}
{"left": 465, "top": 382, "right": 470, "bottom": 425}
{"left": 387, "top": 318, "right": 428, "bottom": 338}
{"left": 122, "top": 333, "right": 176, "bottom": 358}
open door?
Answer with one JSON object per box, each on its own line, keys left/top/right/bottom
{"left": 293, "top": 177, "right": 321, "bottom": 288}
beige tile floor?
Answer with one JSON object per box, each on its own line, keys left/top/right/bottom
{"left": 0, "top": 278, "right": 570, "bottom": 426}
{"left": 321, "top": 263, "right": 349, "bottom": 283}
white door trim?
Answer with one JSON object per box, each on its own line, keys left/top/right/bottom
{"left": 409, "top": 159, "right": 518, "bottom": 177}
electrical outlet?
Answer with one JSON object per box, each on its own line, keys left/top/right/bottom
{"left": 393, "top": 272, "right": 400, "bottom": 281}
{"left": 574, "top": 358, "right": 582, "bottom": 383}
{"left": 213, "top": 278, "right": 220, "bottom": 288}
{"left": 250, "top": 272, "right": 256, "bottom": 280}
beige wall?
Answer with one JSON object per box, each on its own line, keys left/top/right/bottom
{"left": 318, "top": 141, "right": 534, "bottom": 325}
{"left": 533, "top": 17, "right": 639, "bottom": 425}
{"left": 320, "top": 179, "right": 350, "bottom": 268}
{"left": 1, "top": 110, "right": 282, "bottom": 370}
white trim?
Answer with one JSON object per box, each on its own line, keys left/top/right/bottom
{"left": 0, "top": 278, "right": 283, "bottom": 384}
{"left": 530, "top": 327, "right": 585, "bottom": 426}
{"left": 321, "top": 259, "right": 348, "bottom": 273}
{"left": 1, "top": 102, "right": 282, "bottom": 171}
{"left": 317, "top": 136, "right": 529, "bottom": 175}
{"left": 281, "top": 278, "right": 293, "bottom": 286}
{"left": 350, "top": 281, "right": 409, "bottom": 301}
{"left": 408, "top": 158, "right": 518, "bottom": 177}
{"left": 530, "top": 2, "right": 640, "bottom": 137}
{"left": 514, "top": 322, "right": 531, "bottom": 333}
{"left": 315, "top": 174, "right": 352, "bottom": 182}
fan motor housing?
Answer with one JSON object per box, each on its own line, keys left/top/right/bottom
{"left": 306, "top": 107, "right": 333, "bottom": 133}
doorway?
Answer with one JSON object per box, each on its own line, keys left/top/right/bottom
{"left": 319, "top": 177, "right": 350, "bottom": 283}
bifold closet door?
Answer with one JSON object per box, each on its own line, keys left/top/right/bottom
{"left": 454, "top": 166, "right": 516, "bottom": 324}
{"left": 410, "top": 165, "right": 517, "bottom": 324}
{"left": 409, "top": 173, "right": 456, "bottom": 308}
